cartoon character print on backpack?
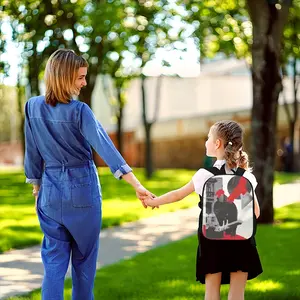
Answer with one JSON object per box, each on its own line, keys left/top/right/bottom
{"left": 214, "top": 189, "right": 241, "bottom": 237}
{"left": 202, "top": 172, "right": 254, "bottom": 240}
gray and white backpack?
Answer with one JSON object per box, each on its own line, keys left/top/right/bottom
{"left": 201, "top": 165, "right": 255, "bottom": 240}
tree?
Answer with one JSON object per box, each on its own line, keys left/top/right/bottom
{"left": 4, "top": 1, "right": 81, "bottom": 96}
{"left": 3, "top": 0, "right": 177, "bottom": 173}
{"left": 16, "top": 65, "right": 26, "bottom": 163}
{"left": 248, "top": 0, "right": 292, "bottom": 223}
{"left": 281, "top": 1, "right": 300, "bottom": 171}
{"left": 101, "top": 63, "right": 132, "bottom": 155}
{"left": 128, "top": 0, "right": 177, "bottom": 178}
{"left": 0, "top": 10, "right": 10, "bottom": 99}
{"left": 183, "top": 0, "right": 294, "bottom": 223}
{"left": 3, "top": 0, "right": 136, "bottom": 107}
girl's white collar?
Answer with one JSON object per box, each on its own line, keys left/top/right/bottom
{"left": 213, "top": 159, "right": 226, "bottom": 168}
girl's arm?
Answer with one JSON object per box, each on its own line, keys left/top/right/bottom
{"left": 254, "top": 193, "right": 260, "bottom": 219}
{"left": 145, "top": 181, "right": 195, "bottom": 207}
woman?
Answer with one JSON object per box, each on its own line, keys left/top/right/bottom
{"left": 24, "top": 49, "right": 153, "bottom": 299}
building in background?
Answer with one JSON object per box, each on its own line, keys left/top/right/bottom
{"left": 1, "top": 58, "right": 299, "bottom": 169}
{"left": 91, "top": 58, "right": 299, "bottom": 170}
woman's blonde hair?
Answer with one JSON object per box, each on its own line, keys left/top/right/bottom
{"left": 211, "top": 120, "right": 251, "bottom": 170}
{"left": 45, "top": 49, "right": 88, "bottom": 106}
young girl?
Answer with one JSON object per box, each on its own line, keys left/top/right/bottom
{"left": 144, "top": 120, "right": 262, "bottom": 300}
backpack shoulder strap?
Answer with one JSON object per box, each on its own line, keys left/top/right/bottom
{"left": 204, "top": 167, "right": 219, "bottom": 175}
{"left": 220, "top": 164, "right": 226, "bottom": 174}
{"left": 204, "top": 165, "right": 225, "bottom": 176}
{"left": 234, "top": 167, "right": 246, "bottom": 176}
{"left": 207, "top": 165, "right": 246, "bottom": 176}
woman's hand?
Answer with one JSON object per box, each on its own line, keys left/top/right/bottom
{"left": 120, "top": 172, "right": 159, "bottom": 209}
{"left": 135, "top": 185, "right": 158, "bottom": 209}
{"left": 144, "top": 195, "right": 158, "bottom": 208}
{"left": 35, "top": 195, "right": 38, "bottom": 212}
{"left": 32, "top": 185, "right": 39, "bottom": 212}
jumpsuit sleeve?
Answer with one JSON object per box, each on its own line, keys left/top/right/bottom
{"left": 24, "top": 101, "right": 44, "bottom": 185}
{"left": 79, "top": 103, "right": 132, "bottom": 179}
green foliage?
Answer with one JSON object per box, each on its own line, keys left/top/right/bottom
{"left": 7, "top": 203, "right": 300, "bottom": 299}
{"left": 183, "top": 0, "right": 300, "bottom": 68}
{"left": 282, "top": 0, "right": 300, "bottom": 65}
{"left": 2, "top": 0, "right": 179, "bottom": 103}
{"left": 0, "top": 9, "right": 9, "bottom": 78}
{"left": 183, "top": 0, "right": 251, "bottom": 62}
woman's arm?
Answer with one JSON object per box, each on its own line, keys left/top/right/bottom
{"left": 24, "top": 101, "right": 44, "bottom": 186}
{"left": 79, "top": 103, "right": 132, "bottom": 180}
{"left": 33, "top": 184, "right": 40, "bottom": 194}
{"left": 122, "top": 172, "right": 154, "bottom": 208}
{"left": 79, "top": 104, "right": 156, "bottom": 207}
{"left": 121, "top": 172, "right": 143, "bottom": 190}
{"left": 33, "top": 184, "right": 40, "bottom": 211}
{"left": 145, "top": 181, "right": 195, "bottom": 207}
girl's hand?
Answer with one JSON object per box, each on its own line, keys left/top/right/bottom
{"left": 135, "top": 185, "right": 154, "bottom": 208}
{"left": 144, "top": 196, "right": 158, "bottom": 208}
{"left": 135, "top": 185, "right": 159, "bottom": 209}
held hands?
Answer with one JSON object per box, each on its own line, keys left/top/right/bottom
{"left": 143, "top": 194, "right": 158, "bottom": 208}
{"left": 135, "top": 185, "right": 159, "bottom": 209}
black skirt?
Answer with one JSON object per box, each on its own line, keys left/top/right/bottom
{"left": 196, "top": 232, "right": 263, "bottom": 284}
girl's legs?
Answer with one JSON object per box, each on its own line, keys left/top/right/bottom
{"left": 205, "top": 272, "right": 222, "bottom": 300}
{"left": 228, "top": 271, "right": 248, "bottom": 300}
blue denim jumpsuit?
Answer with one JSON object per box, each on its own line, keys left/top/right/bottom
{"left": 24, "top": 96, "right": 132, "bottom": 300}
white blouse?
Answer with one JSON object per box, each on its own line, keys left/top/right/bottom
{"left": 192, "top": 159, "right": 258, "bottom": 196}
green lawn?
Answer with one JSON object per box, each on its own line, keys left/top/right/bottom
{"left": 0, "top": 168, "right": 299, "bottom": 254}
{"left": 7, "top": 203, "right": 300, "bottom": 300}
{"left": 274, "top": 171, "right": 300, "bottom": 185}
{"left": 0, "top": 167, "right": 198, "bottom": 253}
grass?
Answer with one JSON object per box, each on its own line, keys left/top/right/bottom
{"left": 0, "top": 167, "right": 198, "bottom": 254}
{"left": 7, "top": 203, "right": 300, "bottom": 300}
{"left": 274, "top": 171, "right": 300, "bottom": 185}
{"left": 0, "top": 167, "right": 299, "bottom": 254}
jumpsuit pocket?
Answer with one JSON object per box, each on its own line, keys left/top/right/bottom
{"left": 40, "top": 185, "right": 52, "bottom": 207}
{"left": 71, "top": 183, "right": 93, "bottom": 208}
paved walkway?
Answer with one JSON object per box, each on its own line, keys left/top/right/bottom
{"left": 1, "top": 182, "right": 300, "bottom": 299}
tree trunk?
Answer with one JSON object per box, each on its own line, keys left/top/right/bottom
{"left": 17, "top": 77, "right": 25, "bottom": 165}
{"left": 79, "top": 72, "right": 96, "bottom": 107}
{"left": 247, "top": 0, "right": 291, "bottom": 223}
{"left": 80, "top": 42, "right": 104, "bottom": 107}
{"left": 28, "top": 52, "right": 41, "bottom": 96}
{"left": 141, "top": 75, "right": 153, "bottom": 179}
{"left": 290, "top": 57, "right": 299, "bottom": 171}
{"left": 144, "top": 122, "right": 153, "bottom": 179}
{"left": 116, "top": 86, "right": 124, "bottom": 155}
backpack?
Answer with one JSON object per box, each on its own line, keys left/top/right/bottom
{"left": 201, "top": 164, "right": 255, "bottom": 240}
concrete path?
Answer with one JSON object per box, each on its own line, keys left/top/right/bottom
{"left": 1, "top": 182, "right": 300, "bottom": 299}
